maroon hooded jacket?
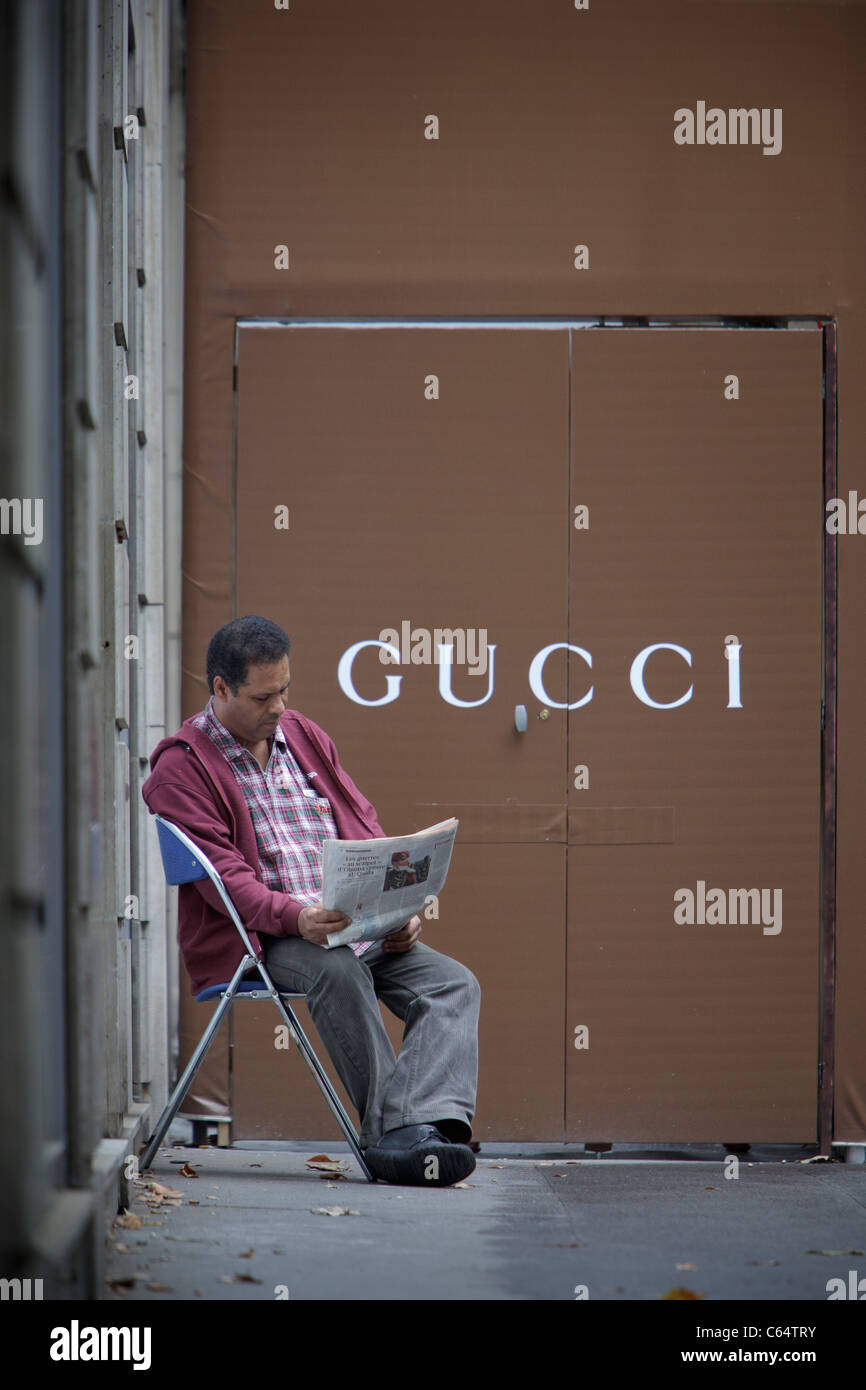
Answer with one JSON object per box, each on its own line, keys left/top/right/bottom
{"left": 141, "top": 709, "right": 386, "bottom": 995}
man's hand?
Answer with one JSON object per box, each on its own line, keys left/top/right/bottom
{"left": 382, "top": 914, "right": 422, "bottom": 954}
{"left": 297, "top": 903, "right": 352, "bottom": 947}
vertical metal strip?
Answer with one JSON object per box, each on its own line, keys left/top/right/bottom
{"left": 819, "top": 320, "right": 838, "bottom": 1154}
{"left": 565, "top": 326, "right": 573, "bottom": 1143}
{"left": 232, "top": 320, "right": 239, "bottom": 619}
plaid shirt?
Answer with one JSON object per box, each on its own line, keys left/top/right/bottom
{"left": 192, "top": 697, "right": 370, "bottom": 956}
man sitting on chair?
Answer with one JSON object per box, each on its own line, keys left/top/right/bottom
{"left": 141, "top": 615, "right": 480, "bottom": 1187}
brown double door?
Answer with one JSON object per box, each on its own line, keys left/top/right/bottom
{"left": 234, "top": 323, "right": 823, "bottom": 1142}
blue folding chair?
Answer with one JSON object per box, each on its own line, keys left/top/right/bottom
{"left": 140, "top": 814, "right": 374, "bottom": 1181}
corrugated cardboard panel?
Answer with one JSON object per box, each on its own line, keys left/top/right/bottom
{"left": 179, "top": 0, "right": 866, "bottom": 1139}
{"left": 231, "top": 325, "right": 569, "bottom": 1137}
{"left": 232, "top": 842, "right": 566, "bottom": 1141}
{"left": 566, "top": 329, "right": 823, "bottom": 1139}
{"left": 235, "top": 324, "right": 569, "bottom": 829}
{"left": 232, "top": 999, "right": 403, "bottom": 1144}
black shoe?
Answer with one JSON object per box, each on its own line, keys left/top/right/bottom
{"left": 363, "top": 1123, "right": 476, "bottom": 1187}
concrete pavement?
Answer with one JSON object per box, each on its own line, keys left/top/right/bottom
{"left": 103, "top": 1130, "right": 866, "bottom": 1302}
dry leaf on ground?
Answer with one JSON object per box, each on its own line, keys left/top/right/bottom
{"left": 115, "top": 1212, "right": 142, "bottom": 1229}
{"left": 143, "top": 1181, "right": 183, "bottom": 1199}
{"left": 312, "top": 1205, "right": 360, "bottom": 1217}
{"left": 306, "top": 1155, "right": 349, "bottom": 1175}
{"left": 807, "top": 1248, "right": 864, "bottom": 1256}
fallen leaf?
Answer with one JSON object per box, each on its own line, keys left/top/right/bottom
{"left": 188, "top": 1200, "right": 200, "bottom": 1206}
{"left": 807, "top": 1248, "right": 864, "bottom": 1256}
{"left": 113, "top": 1242, "right": 130, "bottom": 1253}
{"left": 312, "top": 1206, "right": 360, "bottom": 1216}
{"left": 237, "top": 1249, "right": 255, "bottom": 1259}
{"left": 107, "top": 1277, "right": 138, "bottom": 1290}
{"left": 145, "top": 1181, "right": 183, "bottom": 1198}
{"left": 145, "top": 1283, "right": 173, "bottom": 1293}
{"left": 306, "top": 1156, "right": 349, "bottom": 1175}
{"left": 116, "top": 1212, "right": 142, "bottom": 1230}
{"left": 232, "top": 1273, "right": 263, "bottom": 1284}
{"left": 704, "top": 1186, "right": 718, "bottom": 1191}
{"left": 676, "top": 1263, "right": 697, "bottom": 1271}
{"left": 487, "top": 1164, "right": 505, "bottom": 1170}
{"left": 662, "top": 1288, "right": 705, "bottom": 1300}
{"left": 179, "top": 1163, "right": 199, "bottom": 1178}
{"left": 453, "top": 1182, "right": 477, "bottom": 1189}
{"left": 537, "top": 1161, "right": 554, "bottom": 1167}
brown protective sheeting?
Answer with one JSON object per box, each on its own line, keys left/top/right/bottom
{"left": 177, "top": 0, "right": 866, "bottom": 1140}
{"left": 566, "top": 329, "right": 821, "bottom": 1140}
{"left": 176, "top": 965, "right": 230, "bottom": 1119}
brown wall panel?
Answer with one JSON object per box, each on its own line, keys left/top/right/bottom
{"left": 235, "top": 325, "right": 569, "bottom": 832}
{"left": 231, "top": 325, "right": 569, "bottom": 1137}
{"left": 182, "top": 1, "right": 851, "bottom": 314}
{"left": 233, "top": 1000, "right": 403, "bottom": 1144}
{"left": 430, "top": 844, "right": 567, "bottom": 1140}
{"left": 566, "top": 329, "right": 822, "bottom": 1139}
{"left": 232, "top": 843, "right": 567, "bottom": 1142}
{"left": 177, "top": 0, "right": 866, "bottom": 1140}
{"left": 177, "top": 971, "right": 230, "bottom": 1118}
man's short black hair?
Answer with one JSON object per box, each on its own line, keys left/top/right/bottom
{"left": 206, "top": 616, "right": 291, "bottom": 696}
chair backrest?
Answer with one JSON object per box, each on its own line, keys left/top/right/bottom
{"left": 152, "top": 814, "right": 258, "bottom": 960}
{"left": 154, "top": 816, "right": 209, "bottom": 884}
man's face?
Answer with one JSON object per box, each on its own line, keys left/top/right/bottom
{"left": 212, "top": 654, "right": 291, "bottom": 746}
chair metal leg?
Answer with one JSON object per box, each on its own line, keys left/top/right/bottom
{"left": 267, "top": 981, "right": 375, "bottom": 1182}
{"left": 139, "top": 954, "right": 254, "bottom": 1171}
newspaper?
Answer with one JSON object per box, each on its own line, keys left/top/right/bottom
{"left": 320, "top": 818, "right": 458, "bottom": 948}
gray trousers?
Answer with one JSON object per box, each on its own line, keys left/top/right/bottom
{"left": 261, "top": 934, "right": 481, "bottom": 1149}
